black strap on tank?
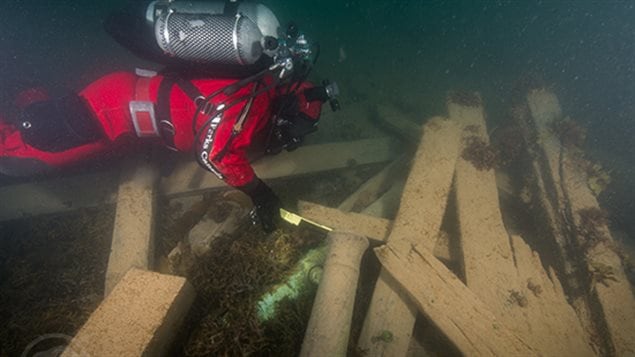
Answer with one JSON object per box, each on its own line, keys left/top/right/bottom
{"left": 156, "top": 76, "right": 204, "bottom": 150}
{"left": 224, "top": 0, "right": 240, "bottom": 15}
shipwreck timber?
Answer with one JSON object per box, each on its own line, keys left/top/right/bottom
{"left": 3, "top": 84, "right": 634, "bottom": 356}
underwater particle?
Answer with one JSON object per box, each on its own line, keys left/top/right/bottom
{"left": 461, "top": 136, "right": 499, "bottom": 171}
{"left": 371, "top": 330, "right": 394, "bottom": 344}
{"left": 447, "top": 90, "right": 482, "bottom": 107}
{"left": 526, "top": 278, "right": 543, "bottom": 297}
{"left": 338, "top": 46, "right": 347, "bottom": 63}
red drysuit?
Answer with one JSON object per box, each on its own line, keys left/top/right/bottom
{"left": 0, "top": 71, "right": 322, "bottom": 187}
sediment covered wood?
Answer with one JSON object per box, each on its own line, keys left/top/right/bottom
{"left": 0, "top": 171, "right": 119, "bottom": 221}
{"left": 300, "top": 232, "right": 369, "bottom": 357}
{"left": 560, "top": 147, "right": 635, "bottom": 356}
{"left": 374, "top": 244, "right": 536, "bottom": 356}
{"left": 451, "top": 95, "right": 594, "bottom": 356}
{"left": 374, "top": 105, "right": 423, "bottom": 144}
{"left": 298, "top": 200, "right": 391, "bottom": 244}
{"left": 358, "top": 116, "right": 461, "bottom": 356}
{"left": 337, "top": 155, "right": 408, "bottom": 213}
{"left": 0, "top": 138, "right": 401, "bottom": 222}
{"left": 161, "top": 137, "right": 401, "bottom": 197}
{"left": 450, "top": 98, "right": 518, "bottom": 307}
{"left": 521, "top": 88, "right": 635, "bottom": 354}
{"left": 63, "top": 269, "right": 195, "bottom": 357}
{"left": 298, "top": 200, "right": 452, "bottom": 264}
{"left": 105, "top": 158, "right": 158, "bottom": 295}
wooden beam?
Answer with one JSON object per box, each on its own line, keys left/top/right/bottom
{"left": 0, "top": 171, "right": 119, "bottom": 221}
{"left": 63, "top": 269, "right": 195, "bottom": 357}
{"left": 298, "top": 200, "right": 452, "bottom": 264}
{"left": 358, "top": 117, "right": 462, "bottom": 356}
{"left": 161, "top": 137, "right": 401, "bottom": 197}
{"left": 451, "top": 95, "right": 594, "bottom": 356}
{"left": 105, "top": 158, "right": 159, "bottom": 295}
{"left": 300, "top": 232, "right": 369, "bottom": 356}
{"left": 336, "top": 155, "right": 408, "bottom": 213}
{"left": 522, "top": 89, "right": 632, "bottom": 354}
{"left": 449, "top": 98, "right": 518, "bottom": 310}
{"left": 374, "top": 104, "right": 423, "bottom": 144}
{"left": 298, "top": 200, "right": 391, "bottom": 244}
{"left": 374, "top": 244, "right": 536, "bottom": 356}
{"left": 0, "top": 138, "right": 400, "bottom": 222}
{"left": 509, "top": 235, "right": 595, "bottom": 356}
{"left": 561, "top": 146, "right": 635, "bottom": 356}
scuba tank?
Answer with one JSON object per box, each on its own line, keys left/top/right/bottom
{"left": 105, "top": 0, "right": 282, "bottom": 75}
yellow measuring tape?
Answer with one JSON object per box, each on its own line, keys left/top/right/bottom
{"left": 279, "top": 208, "right": 332, "bottom": 232}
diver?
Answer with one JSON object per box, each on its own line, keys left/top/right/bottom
{"left": 0, "top": 0, "right": 340, "bottom": 233}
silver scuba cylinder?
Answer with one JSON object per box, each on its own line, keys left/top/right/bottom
{"left": 148, "top": 1, "right": 281, "bottom": 66}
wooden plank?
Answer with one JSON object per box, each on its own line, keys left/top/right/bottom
{"left": 510, "top": 235, "right": 596, "bottom": 356}
{"left": 374, "top": 244, "right": 537, "bottom": 356}
{"left": 522, "top": 89, "right": 611, "bottom": 352}
{"left": 523, "top": 89, "right": 580, "bottom": 289}
{"left": 561, "top": 147, "right": 635, "bottom": 356}
{"left": 63, "top": 269, "right": 195, "bottom": 357}
{"left": 300, "top": 232, "right": 369, "bottom": 357}
{"left": 105, "top": 159, "right": 159, "bottom": 295}
{"left": 374, "top": 105, "right": 423, "bottom": 144}
{"left": 161, "top": 137, "right": 401, "bottom": 197}
{"left": 298, "top": 200, "right": 452, "bottom": 264}
{"left": 362, "top": 181, "right": 405, "bottom": 219}
{"left": 0, "top": 171, "right": 119, "bottom": 221}
{"left": 298, "top": 200, "right": 391, "bottom": 244}
{"left": 337, "top": 155, "right": 408, "bottom": 213}
{"left": 0, "top": 138, "right": 400, "bottom": 222}
{"left": 450, "top": 99, "right": 518, "bottom": 310}
{"left": 452, "top": 96, "right": 595, "bottom": 356}
{"left": 358, "top": 117, "right": 462, "bottom": 356}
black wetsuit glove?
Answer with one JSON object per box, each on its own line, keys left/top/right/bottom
{"left": 237, "top": 178, "right": 281, "bottom": 233}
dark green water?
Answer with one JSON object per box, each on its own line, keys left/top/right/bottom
{"left": 1, "top": 1, "right": 635, "bottom": 355}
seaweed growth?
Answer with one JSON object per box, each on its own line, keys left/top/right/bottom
{"left": 492, "top": 125, "right": 525, "bottom": 167}
{"left": 180, "top": 224, "right": 323, "bottom": 356}
{"left": 461, "top": 136, "right": 499, "bottom": 171}
{"left": 447, "top": 90, "right": 482, "bottom": 107}
{"left": 0, "top": 208, "right": 113, "bottom": 355}
{"left": 549, "top": 117, "right": 587, "bottom": 148}
{"left": 576, "top": 207, "right": 610, "bottom": 251}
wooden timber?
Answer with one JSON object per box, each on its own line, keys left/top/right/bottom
{"left": 161, "top": 137, "right": 401, "bottom": 197}
{"left": 0, "top": 170, "right": 119, "bottom": 221}
{"left": 299, "top": 200, "right": 391, "bottom": 244}
{"left": 0, "top": 138, "right": 400, "bottom": 222}
{"left": 63, "top": 269, "right": 195, "bottom": 357}
{"left": 358, "top": 116, "right": 462, "bottom": 356}
{"left": 560, "top": 146, "right": 635, "bottom": 356}
{"left": 450, "top": 98, "right": 518, "bottom": 304}
{"left": 523, "top": 89, "right": 635, "bottom": 354}
{"left": 336, "top": 155, "right": 408, "bottom": 213}
{"left": 297, "top": 201, "right": 452, "bottom": 263}
{"left": 451, "top": 96, "right": 594, "bottom": 356}
{"left": 374, "top": 105, "right": 423, "bottom": 145}
{"left": 300, "top": 232, "right": 369, "bottom": 357}
{"left": 374, "top": 244, "right": 536, "bottom": 356}
{"left": 105, "top": 158, "right": 159, "bottom": 295}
